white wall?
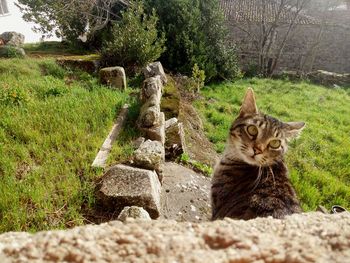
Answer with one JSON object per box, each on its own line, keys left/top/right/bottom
{"left": 0, "top": 0, "right": 59, "bottom": 43}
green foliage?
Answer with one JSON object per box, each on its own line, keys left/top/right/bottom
{"left": 101, "top": 1, "right": 165, "bottom": 72}
{"left": 178, "top": 153, "right": 213, "bottom": 177}
{"left": 145, "top": 0, "right": 240, "bottom": 81}
{"left": 191, "top": 64, "right": 206, "bottom": 93}
{"left": 0, "top": 46, "right": 25, "bottom": 58}
{"left": 0, "top": 57, "right": 134, "bottom": 232}
{"left": 195, "top": 78, "right": 350, "bottom": 211}
{"left": 0, "top": 83, "right": 29, "bottom": 106}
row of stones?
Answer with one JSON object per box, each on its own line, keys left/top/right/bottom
{"left": 97, "top": 62, "right": 186, "bottom": 221}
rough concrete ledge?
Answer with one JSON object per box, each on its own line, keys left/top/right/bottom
{"left": 0, "top": 212, "right": 349, "bottom": 262}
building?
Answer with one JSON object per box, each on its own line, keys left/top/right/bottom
{"left": 220, "top": 0, "right": 350, "bottom": 74}
{"left": 0, "top": 0, "right": 59, "bottom": 43}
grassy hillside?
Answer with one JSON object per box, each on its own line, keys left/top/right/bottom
{"left": 0, "top": 58, "right": 135, "bottom": 232}
{"left": 195, "top": 78, "right": 350, "bottom": 211}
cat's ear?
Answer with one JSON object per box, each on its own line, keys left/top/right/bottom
{"left": 239, "top": 88, "right": 258, "bottom": 117}
{"left": 283, "top": 122, "right": 305, "bottom": 139}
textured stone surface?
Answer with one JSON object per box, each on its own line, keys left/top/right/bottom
{"left": 141, "top": 76, "right": 163, "bottom": 102}
{"left": 141, "top": 112, "right": 165, "bottom": 145}
{"left": 97, "top": 164, "right": 161, "bottom": 219}
{"left": 134, "top": 140, "right": 165, "bottom": 171}
{"left": 0, "top": 32, "right": 25, "bottom": 46}
{"left": 99, "top": 66, "right": 127, "bottom": 90}
{"left": 165, "top": 119, "right": 186, "bottom": 160}
{"left": 138, "top": 94, "right": 161, "bottom": 128}
{"left": 1, "top": 213, "right": 350, "bottom": 262}
{"left": 143, "top": 61, "right": 167, "bottom": 84}
{"left": 117, "top": 206, "right": 151, "bottom": 222}
{"left": 160, "top": 162, "right": 211, "bottom": 222}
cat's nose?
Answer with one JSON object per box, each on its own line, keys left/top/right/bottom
{"left": 253, "top": 146, "right": 263, "bottom": 155}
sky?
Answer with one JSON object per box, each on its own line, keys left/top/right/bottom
{"left": 0, "top": 0, "right": 59, "bottom": 43}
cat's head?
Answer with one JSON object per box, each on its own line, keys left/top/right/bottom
{"left": 226, "top": 88, "right": 305, "bottom": 167}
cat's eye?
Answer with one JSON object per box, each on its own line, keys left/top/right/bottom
{"left": 269, "top": 139, "right": 281, "bottom": 149}
{"left": 247, "top": 125, "right": 258, "bottom": 136}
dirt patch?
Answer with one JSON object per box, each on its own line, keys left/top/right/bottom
{"left": 160, "top": 162, "right": 211, "bottom": 222}
{"left": 178, "top": 101, "right": 219, "bottom": 167}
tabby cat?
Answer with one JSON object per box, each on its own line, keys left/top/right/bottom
{"left": 211, "top": 88, "right": 305, "bottom": 220}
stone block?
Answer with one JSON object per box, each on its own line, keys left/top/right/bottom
{"left": 99, "top": 66, "right": 127, "bottom": 90}
{"left": 141, "top": 112, "right": 165, "bottom": 145}
{"left": 134, "top": 139, "right": 165, "bottom": 171}
{"left": 143, "top": 61, "right": 167, "bottom": 84}
{"left": 98, "top": 164, "right": 161, "bottom": 219}
{"left": 165, "top": 120, "right": 187, "bottom": 160}
{"left": 141, "top": 76, "right": 163, "bottom": 102}
{"left": 117, "top": 206, "right": 151, "bottom": 222}
{"left": 0, "top": 46, "right": 25, "bottom": 58}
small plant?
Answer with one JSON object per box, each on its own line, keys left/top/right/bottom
{"left": 178, "top": 153, "right": 213, "bottom": 177}
{"left": 191, "top": 63, "right": 206, "bottom": 93}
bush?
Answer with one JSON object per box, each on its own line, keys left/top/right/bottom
{"left": 186, "top": 64, "right": 205, "bottom": 93}
{"left": 145, "top": 0, "right": 240, "bottom": 81}
{"left": 100, "top": 1, "right": 165, "bottom": 73}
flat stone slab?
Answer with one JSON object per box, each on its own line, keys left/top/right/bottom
{"left": 92, "top": 104, "right": 129, "bottom": 168}
{"left": 143, "top": 61, "right": 167, "bottom": 84}
{"left": 98, "top": 164, "right": 161, "bottom": 219}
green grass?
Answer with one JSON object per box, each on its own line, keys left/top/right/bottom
{"left": 194, "top": 78, "right": 350, "bottom": 212}
{"left": 23, "top": 41, "right": 88, "bottom": 56}
{"left": 0, "top": 57, "right": 137, "bottom": 232}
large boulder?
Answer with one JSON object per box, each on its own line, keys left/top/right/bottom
{"left": 0, "top": 32, "right": 25, "bottom": 46}
{"left": 117, "top": 206, "right": 151, "bottom": 222}
{"left": 99, "top": 66, "right": 127, "bottom": 90}
{"left": 97, "top": 164, "right": 161, "bottom": 219}
{"left": 143, "top": 61, "right": 167, "bottom": 84}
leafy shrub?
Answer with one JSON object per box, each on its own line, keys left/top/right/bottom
{"left": 100, "top": 1, "right": 165, "bottom": 73}
{"left": 0, "top": 83, "right": 29, "bottom": 106}
{"left": 191, "top": 64, "right": 206, "bottom": 93}
{"left": 0, "top": 46, "right": 25, "bottom": 58}
{"left": 145, "top": 0, "right": 240, "bottom": 81}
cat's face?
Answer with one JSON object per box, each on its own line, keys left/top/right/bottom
{"left": 226, "top": 88, "right": 305, "bottom": 167}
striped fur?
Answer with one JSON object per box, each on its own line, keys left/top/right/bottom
{"left": 211, "top": 89, "right": 304, "bottom": 220}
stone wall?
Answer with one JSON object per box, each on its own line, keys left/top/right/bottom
{"left": 227, "top": 22, "right": 350, "bottom": 74}
{"left": 0, "top": 212, "right": 349, "bottom": 262}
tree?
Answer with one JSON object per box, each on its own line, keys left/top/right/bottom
{"left": 16, "top": 0, "right": 128, "bottom": 42}
{"left": 232, "top": 0, "right": 313, "bottom": 76}
{"left": 100, "top": 1, "right": 165, "bottom": 72}
{"left": 145, "top": 0, "right": 240, "bottom": 81}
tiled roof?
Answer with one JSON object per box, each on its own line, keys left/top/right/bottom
{"left": 220, "top": 0, "right": 319, "bottom": 25}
